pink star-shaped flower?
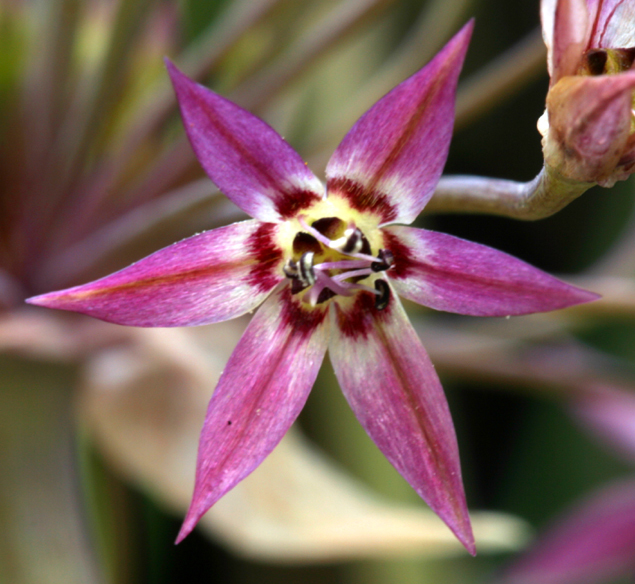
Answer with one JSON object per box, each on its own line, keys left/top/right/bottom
{"left": 27, "top": 22, "right": 598, "bottom": 555}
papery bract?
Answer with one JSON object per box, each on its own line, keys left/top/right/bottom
{"left": 27, "top": 20, "right": 599, "bottom": 556}
{"left": 540, "top": 0, "right": 635, "bottom": 186}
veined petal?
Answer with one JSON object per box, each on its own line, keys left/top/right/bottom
{"left": 166, "top": 60, "right": 324, "bottom": 222}
{"left": 543, "top": 0, "right": 589, "bottom": 82}
{"left": 587, "top": 0, "right": 635, "bottom": 49}
{"left": 325, "top": 22, "right": 473, "bottom": 225}
{"left": 330, "top": 290, "right": 474, "bottom": 555}
{"left": 385, "top": 226, "right": 598, "bottom": 316}
{"left": 546, "top": 72, "right": 635, "bottom": 183}
{"left": 177, "top": 287, "right": 329, "bottom": 542}
{"left": 500, "top": 479, "right": 635, "bottom": 584}
{"left": 27, "top": 220, "right": 283, "bottom": 327}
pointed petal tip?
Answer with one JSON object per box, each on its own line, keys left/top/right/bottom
{"left": 449, "top": 19, "right": 475, "bottom": 59}
{"left": 25, "top": 291, "right": 65, "bottom": 309}
{"left": 164, "top": 56, "right": 182, "bottom": 81}
{"left": 458, "top": 17, "right": 475, "bottom": 41}
{"left": 165, "top": 58, "right": 190, "bottom": 92}
{"left": 565, "top": 286, "right": 601, "bottom": 309}
{"left": 24, "top": 294, "right": 44, "bottom": 307}
{"left": 326, "top": 19, "right": 475, "bottom": 224}
{"left": 439, "top": 498, "right": 476, "bottom": 556}
{"left": 175, "top": 512, "right": 198, "bottom": 545}
{"left": 581, "top": 288, "right": 602, "bottom": 303}
{"left": 455, "top": 522, "right": 477, "bottom": 556}
{"left": 175, "top": 494, "right": 210, "bottom": 544}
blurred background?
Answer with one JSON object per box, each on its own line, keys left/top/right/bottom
{"left": 1, "top": 0, "right": 634, "bottom": 583}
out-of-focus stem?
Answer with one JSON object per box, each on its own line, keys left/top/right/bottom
{"left": 119, "top": 0, "right": 396, "bottom": 217}
{"left": 24, "top": 0, "right": 80, "bottom": 168}
{"left": 586, "top": 201, "right": 635, "bottom": 277}
{"left": 415, "top": 322, "right": 627, "bottom": 398}
{"left": 18, "top": 0, "right": 81, "bottom": 275}
{"left": 54, "top": 0, "right": 282, "bottom": 255}
{"left": 56, "top": 0, "right": 159, "bottom": 186}
{"left": 455, "top": 28, "right": 547, "bottom": 130}
{"left": 31, "top": 0, "right": 159, "bottom": 267}
{"left": 39, "top": 181, "right": 246, "bottom": 290}
{"left": 305, "top": 0, "right": 474, "bottom": 169}
{"left": 427, "top": 166, "right": 594, "bottom": 219}
{"left": 0, "top": 357, "right": 101, "bottom": 584}
{"left": 232, "top": 0, "right": 397, "bottom": 112}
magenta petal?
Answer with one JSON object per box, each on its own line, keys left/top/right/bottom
{"left": 166, "top": 60, "right": 324, "bottom": 222}
{"left": 548, "top": 0, "right": 589, "bottom": 82}
{"left": 587, "top": 0, "right": 635, "bottom": 49}
{"left": 385, "top": 226, "right": 599, "bottom": 316}
{"left": 177, "top": 288, "right": 329, "bottom": 542}
{"left": 501, "top": 479, "right": 635, "bottom": 584}
{"left": 570, "top": 385, "right": 635, "bottom": 464}
{"left": 330, "top": 291, "right": 474, "bottom": 555}
{"left": 27, "top": 220, "right": 283, "bottom": 326}
{"left": 325, "top": 22, "right": 472, "bottom": 225}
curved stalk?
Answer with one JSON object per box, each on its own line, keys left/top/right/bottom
{"left": 427, "top": 166, "right": 594, "bottom": 219}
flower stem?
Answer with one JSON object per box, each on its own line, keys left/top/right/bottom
{"left": 427, "top": 166, "right": 595, "bottom": 220}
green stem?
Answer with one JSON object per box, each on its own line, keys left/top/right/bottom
{"left": 0, "top": 356, "right": 101, "bottom": 584}
{"left": 427, "top": 166, "right": 594, "bottom": 219}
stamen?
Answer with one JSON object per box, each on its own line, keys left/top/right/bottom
{"left": 314, "top": 259, "right": 369, "bottom": 271}
{"left": 584, "top": 49, "right": 608, "bottom": 75}
{"left": 374, "top": 279, "right": 390, "bottom": 310}
{"left": 297, "top": 216, "right": 377, "bottom": 262}
{"left": 293, "top": 231, "right": 321, "bottom": 254}
{"left": 332, "top": 268, "right": 373, "bottom": 283}
{"left": 340, "top": 227, "right": 363, "bottom": 254}
{"left": 298, "top": 216, "right": 334, "bottom": 248}
{"left": 305, "top": 270, "right": 351, "bottom": 306}
{"left": 371, "top": 249, "right": 394, "bottom": 272}
{"left": 298, "top": 252, "right": 316, "bottom": 286}
{"left": 288, "top": 216, "right": 396, "bottom": 308}
{"left": 283, "top": 259, "right": 298, "bottom": 278}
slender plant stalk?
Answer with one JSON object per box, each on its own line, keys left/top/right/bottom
{"left": 117, "top": 0, "right": 397, "bottom": 222}
{"left": 427, "top": 166, "right": 594, "bottom": 219}
{"left": 0, "top": 357, "right": 101, "bottom": 584}
{"left": 28, "top": 0, "right": 160, "bottom": 269}
{"left": 231, "top": 0, "right": 397, "bottom": 112}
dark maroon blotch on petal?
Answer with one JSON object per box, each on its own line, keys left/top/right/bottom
{"left": 335, "top": 291, "right": 393, "bottom": 339}
{"left": 328, "top": 177, "right": 398, "bottom": 224}
{"left": 246, "top": 223, "right": 283, "bottom": 292}
{"left": 280, "top": 287, "right": 328, "bottom": 336}
{"left": 275, "top": 187, "right": 323, "bottom": 220}
{"left": 381, "top": 229, "right": 415, "bottom": 279}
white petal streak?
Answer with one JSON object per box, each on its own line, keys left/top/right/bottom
{"left": 329, "top": 290, "right": 474, "bottom": 554}
{"left": 177, "top": 287, "right": 328, "bottom": 541}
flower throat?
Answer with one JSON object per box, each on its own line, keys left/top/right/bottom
{"left": 282, "top": 216, "right": 393, "bottom": 309}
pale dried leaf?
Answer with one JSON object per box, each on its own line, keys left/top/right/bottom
{"left": 79, "top": 325, "right": 530, "bottom": 563}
